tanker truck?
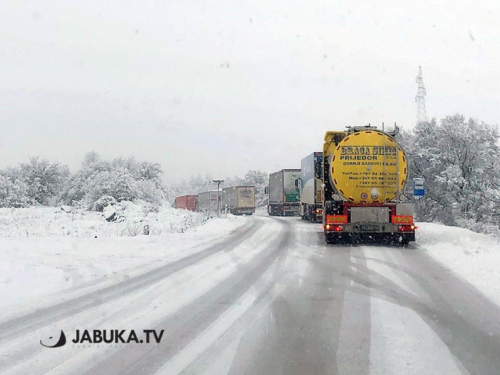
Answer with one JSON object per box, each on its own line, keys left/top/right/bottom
{"left": 322, "top": 125, "right": 415, "bottom": 245}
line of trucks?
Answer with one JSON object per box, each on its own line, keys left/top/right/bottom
{"left": 174, "top": 186, "right": 256, "bottom": 215}
{"left": 173, "top": 125, "right": 415, "bottom": 244}
{"left": 267, "top": 125, "right": 416, "bottom": 245}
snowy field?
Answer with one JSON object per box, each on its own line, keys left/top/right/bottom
{"left": 0, "top": 202, "right": 209, "bottom": 239}
{"left": 0, "top": 204, "right": 247, "bottom": 321}
{"left": 418, "top": 223, "right": 500, "bottom": 307}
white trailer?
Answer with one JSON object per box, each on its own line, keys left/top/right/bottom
{"left": 222, "top": 186, "right": 256, "bottom": 215}
{"left": 267, "top": 169, "right": 301, "bottom": 216}
{"left": 197, "top": 191, "right": 221, "bottom": 213}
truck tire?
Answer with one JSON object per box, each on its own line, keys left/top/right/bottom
{"left": 400, "top": 237, "right": 410, "bottom": 246}
{"left": 325, "top": 233, "right": 343, "bottom": 244}
{"left": 395, "top": 234, "right": 410, "bottom": 246}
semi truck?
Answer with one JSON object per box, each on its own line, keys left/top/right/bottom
{"left": 267, "top": 169, "right": 301, "bottom": 216}
{"left": 197, "top": 191, "right": 221, "bottom": 214}
{"left": 222, "top": 186, "right": 256, "bottom": 215}
{"left": 322, "top": 125, "right": 415, "bottom": 245}
{"left": 174, "top": 195, "right": 197, "bottom": 212}
{"left": 300, "top": 152, "right": 323, "bottom": 222}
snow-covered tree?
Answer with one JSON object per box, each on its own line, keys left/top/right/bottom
{"left": 242, "top": 170, "right": 268, "bottom": 207}
{"left": 61, "top": 154, "right": 167, "bottom": 210}
{"left": 0, "top": 175, "right": 30, "bottom": 207}
{"left": 403, "top": 115, "right": 500, "bottom": 234}
{"left": 82, "top": 151, "right": 101, "bottom": 167}
{"left": 18, "top": 157, "right": 69, "bottom": 205}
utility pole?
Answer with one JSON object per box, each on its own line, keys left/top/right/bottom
{"left": 415, "top": 66, "right": 427, "bottom": 124}
{"left": 212, "top": 179, "right": 224, "bottom": 216}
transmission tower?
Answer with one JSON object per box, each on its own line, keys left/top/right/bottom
{"left": 415, "top": 66, "right": 427, "bottom": 123}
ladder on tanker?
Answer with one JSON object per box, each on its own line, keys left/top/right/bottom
{"left": 382, "top": 122, "right": 400, "bottom": 203}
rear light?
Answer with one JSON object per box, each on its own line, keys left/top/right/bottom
{"left": 315, "top": 209, "right": 323, "bottom": 214}
{"left": 326, "top": 224, "right": 343, "bottom": 232}
{"left": 398, "top": 224, "right": 415, "bottom": 232}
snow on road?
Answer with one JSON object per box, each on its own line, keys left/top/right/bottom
{"left": 2, "top": 209, "right": 500, "bottom": 375}
{"left": 369, "top": 295, "right": 467, "bottom": 375}
{"left": 0, "top": 218, "right": 277, "bottom": 375}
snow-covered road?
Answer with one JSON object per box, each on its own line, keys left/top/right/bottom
{"left": 1, "top": 216, "right": 500, "bottom": 374}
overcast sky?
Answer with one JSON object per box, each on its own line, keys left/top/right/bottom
{"left": 1, "top": 0, "right": 498, "bottom": 182}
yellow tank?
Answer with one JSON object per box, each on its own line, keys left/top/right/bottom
{"left": 324, "top": 129, "right": 408, "bottom": 203}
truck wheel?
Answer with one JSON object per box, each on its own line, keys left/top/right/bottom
{"left": 395, "top": 234, "right": 410, "bottom": 246}
{"left": 325, "top": 233, "right": 339, "bottom": 244}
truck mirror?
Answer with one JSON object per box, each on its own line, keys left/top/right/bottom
{"left": 265, "top": 186, "right": 268, "bottom": 195}
{"left": 294, "top": 179, "right": 300, "bottom": 188}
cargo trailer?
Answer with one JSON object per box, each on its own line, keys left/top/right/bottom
{"left": 222, "top": 186, "right": 256, "bottom": 215}
{"left": 197, "top": 191, "right": 221, "bottom": 214}
{"left": 267, "top": 169, "right": 301, "bottom": 216}
{"left": 174, "top": 195, "right": 197, "bottom": 212}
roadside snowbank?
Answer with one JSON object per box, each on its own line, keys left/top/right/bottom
{"left": 419, "top": 222, "right": 500, "bottom": 307}
{"left": 0, "top": 201, "right": 206, "bottom": 239}
{"left": 0, "top": 205, "right": 247, "bottom": 317}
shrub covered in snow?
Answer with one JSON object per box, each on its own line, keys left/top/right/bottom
{"left": 0, "top": 175, "right": 30, "bottom": 208}
{"left": 92, "top": 195, "right": 118, "bottom": 212}
{"left": 0, "top": 152, "right": 269, "bottom": 213}
{"left": 0, "top": 158, "right": 69, "bottom": 207}
{"left": 60, "top": 154, "right": 167, "bottom": 210}
{"left": 0, "top": 201, "right": 209, "bottom": 238}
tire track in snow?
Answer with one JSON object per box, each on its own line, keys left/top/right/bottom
{"left": 84, "top": 218, "right": 292, "bottom": 375}
{"left": 0, "top": 219, "right": 280, "bottom": 375}
{"left": 0, "top": 219, "right": 262, "bottom": 342}
{"left": 230, "top": 221, "right": 354, "bottom": 375}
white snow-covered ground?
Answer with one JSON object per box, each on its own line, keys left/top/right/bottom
{"left": 2, "top": 208, "right": 500, "bottom": 318}
{"left": 0, "top": 204, "right": 247, "bottom": 320}
{"left": 1, "top": 213, "right": 500, "bottom": 374}
{"left": 0, "top": 201, "right": 208, "bottom": 239}
{"left": 418, "top": 222, "right": 500, "bottom": 307}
